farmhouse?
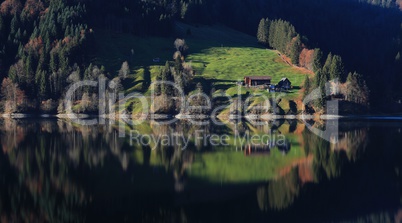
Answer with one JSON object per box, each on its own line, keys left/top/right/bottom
{"left": 244, "top": 76, "right": 272, "bottom": 87}
{"left": 276, "top": 78, "right": 292, "bottom": 91}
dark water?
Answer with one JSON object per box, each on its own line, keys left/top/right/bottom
{"left": 0, "top": 118, "right": 402, "bottom": 223}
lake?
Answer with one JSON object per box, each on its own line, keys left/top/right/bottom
{"left": 0, "top": 118, "right": 401, "bottom": 222}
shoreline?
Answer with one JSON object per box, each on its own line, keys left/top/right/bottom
{"left": 2, "top": 113, "right": 402, "bottom": 121}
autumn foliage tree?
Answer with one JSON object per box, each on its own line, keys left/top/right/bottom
{"left": 299, "top": 48, "right": 315, "bottom": 71}
{"left": 0, "top": 78, "right": 27, "bottom": 113}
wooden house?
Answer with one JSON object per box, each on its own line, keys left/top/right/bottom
{"left": 244, "top": 76, "right": 272, "bottom": 87}
{"left": 276, "top": 78, "right": 292, "bottom": 91}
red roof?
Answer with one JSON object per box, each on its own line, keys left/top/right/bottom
{"left": 244, "top": 76, "right": 272, "bottom": 80}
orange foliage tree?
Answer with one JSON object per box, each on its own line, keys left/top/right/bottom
{"left": 0, "top": 0, "right": 22, "bottom": 15}
{"left": 1, "top": 78, "right": 28, "bottom": 113}
{"left": 299, "top": 48, "right": 315, "bottom": 71}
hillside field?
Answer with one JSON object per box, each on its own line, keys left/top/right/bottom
{"left": 90, "top": 23, "right": 313, "bottom": 114}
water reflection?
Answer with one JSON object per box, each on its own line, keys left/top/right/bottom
{"left": 0, "top": 118, "right": 401, "bottom": 222}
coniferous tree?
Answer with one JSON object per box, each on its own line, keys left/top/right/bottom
{"left": 155, "top": 70, "right": 162, "bottom": 96}
{"left": 268, "top": 21, "right": 276, "bottom": 48}
{"left": 174, "top": 57, "right": 185, "bottom": 95}
{"left": 312, "top": 48, "right": 324, "bottom": 72}
{"left": 314, "top": 69, "right": 324, "bottom": 89}
{"left": 329, "top": 55, "right": 345, "bottom": 81}
{"left": 322, "top": 53, "right": 333, "bottom": 82}
{"left": 315, "top": 77, "right": 327, "bottom": 110}
{"left": 142, "top": 67, "right": 151, "bottom": 92}
{"left": 10, "top": 14, "right": 19, "bottom": 36}
{"left": 37, "top": 70, "right": 47, "bottom": 98}
{"left": 322, "top": 53, "right": 332, "bottom": 72}
{"left": 303, "top": 75, "right": 312, "bottom": 99}
{"left": 257, "top": 18, "right": 269, "bottom": 45}
{"left": 290, "top": 34, "right": 302, "bottom": 65}
{"left": 174, "top": 54, "right": 183, "bottom": 74}
{"left": 161, "top": 61, "right": 174, "bottom": 96}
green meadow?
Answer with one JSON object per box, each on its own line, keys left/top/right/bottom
{"left": 91, "top": 22, "right": 312, "bottom": 114}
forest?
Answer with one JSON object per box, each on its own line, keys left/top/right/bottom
{"left": 0, "top": 0, "right": 401, "bottom": 113}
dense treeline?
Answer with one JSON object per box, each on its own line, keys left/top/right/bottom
{"left": 174, "top": 0, "right": 402, "bottom": 112}
{"left": 257, "top": 19, "right": 301, "bottom": 65}
{"left": 258, "top": 0, "right": 402, "bottom": 112}
{"left": 257, "top": 17, "right": 370, "bottom": 112}
{"left": 0, "top": 0, "right": 402, "bottom": 113}
{"left": 0, "top": 0, "right": 91, "bottom": 112}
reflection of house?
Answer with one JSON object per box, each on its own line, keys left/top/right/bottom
{"left": 244, "top": 139, "right": 291, "bottom": 156}
{"left": 276, "top": 78, "right": 291, "bottom": 91}
{"left": 244, "top": 76, "right": 272, "bottom": 87}
{"left": 244, "top": 144, "right": 271, "bottom": 156}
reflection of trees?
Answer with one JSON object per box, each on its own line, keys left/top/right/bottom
{"left": 303, "top": 122, "right": 368, "bottom": 180}
{"left": 0, "top": 120, "right": 86, "bottom": 222}
{"left": 331, "top": 128, "right": 368, "bottom": 161}
{"left": 0, "top": 118, "right": 132, "bottom": 222}
{"left": 339, "top": 211, "right": 394, "bottom": 223}
{"left": 257, "top": 123, "right": 369, "bottom": 212}
{"left": 257, "top": 168, "right": 300, "bottom": 211}
{"left": 149, "top": 120, "right": 197, "bottom": 192}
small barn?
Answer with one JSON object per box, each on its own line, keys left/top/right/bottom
{"left": 276, "top": 78, "right": 292, "bottom": 91}
{"left": 244, "top": 76, "right": 272, "bottom": 87}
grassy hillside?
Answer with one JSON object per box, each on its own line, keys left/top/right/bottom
{"left": 91, "top": 22, "right": 312, "bottom": 114}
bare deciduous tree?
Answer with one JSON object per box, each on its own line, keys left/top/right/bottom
{"left": 119, "top": 61, "right": 130, "bottom": 79}
{"left": 174, "top": 38, "right": 188, "bottom": 55}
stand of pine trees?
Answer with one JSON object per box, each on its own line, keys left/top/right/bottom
{"left": 0, "top": 0, "right": 90, "bottom": 113}
{"left": 257, "top": 17, "right": 370, "bottom": 112}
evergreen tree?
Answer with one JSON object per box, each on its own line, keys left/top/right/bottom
{"left": 84, "top": 63, "right": 93, "bottom": 80}
{"left": 322, "top": 53, "right": 333, "bottom": 73}
{"left": 174, "top": 55, "right": 183, "bottom": 74}
{"left": 173, "top": 58, "right": 185, "bottom": 96}
{"left": 50, "top": 52, "right": 58, "bottom": 73}
{"left": 161, "top": 61, "right": 174, "bottom": 96}
{"left": 290, "top": 34, "right": 302, "bottom": 65}
{"left": 142, "top": 67, "right": 151, "bottom": 92}
{"left": 10, "top": 14, "right": 20, "bottom": 36}
{"left": 257, "top": 18, "right": 269, "bottom": 45}
{"left": 312, "top": 48, "right": 324, "bottom": 72}
{"left": 268, "top": 21, "right": 276, "bottom": 48}
{"left": 329, "top": 55, "right": 345, "bottom": 81}
{"left": 322, "top": 53, "right": 333, "bottom": 82}
{"left": 25, "top": 52, "right": 34, "bottom": 80}
{"left": 303, "top": 75, "right": 312, "bottom": 98}
{"left": 315, "top": 78, "right": 327, "bottom": 110}
{"left": 155, "top": 70, "right": 162, "bottom": 96}
{"left": 314, "top": 69, "right": 323, "bottom": 88}
{"left": 36, "top": 70, "right": 47, "bottom": 98}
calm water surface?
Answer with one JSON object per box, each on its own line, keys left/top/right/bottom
{"left": 0, "top": 118, "right": 401, "bottom": 222}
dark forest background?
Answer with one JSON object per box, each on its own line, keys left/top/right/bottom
{"left": 1, "top": 0, "right": 402, "bottom": 112}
